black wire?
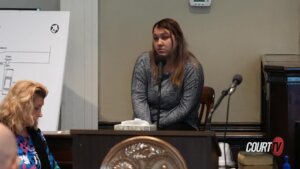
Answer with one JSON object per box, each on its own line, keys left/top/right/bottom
{"left": 223, "top": 94, "right": 231, "bottom": 168}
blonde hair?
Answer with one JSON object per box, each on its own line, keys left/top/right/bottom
{"left": 0, "top": 80, "right": 48, "bottom": 135}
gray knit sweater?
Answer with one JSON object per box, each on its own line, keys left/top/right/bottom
{"left": 131, "top": 52, "right": 204, "bottom": 130}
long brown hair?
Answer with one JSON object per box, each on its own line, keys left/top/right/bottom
{"left": 150, "top": 18, "right": 197, "bottom": 87}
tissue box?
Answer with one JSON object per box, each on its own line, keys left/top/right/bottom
{"left": 238, "top": 164, "right": 273, "bottom": 169}
{"left": 114, "top": 124, "right": 157, "bottom": 131}
{"left": 238, "top": 151, "right": 273, "bottom": 166}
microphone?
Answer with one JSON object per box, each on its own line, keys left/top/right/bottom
{"left": 227, "top": 74, "right": 243, "bottom": 95}
{"left": 155, "top": 57, "right": 166, "bottom": 83}
{"left": 206, "top": 74, "right": 243, "bottom": 130}
{"left": 155, "top": 56, "right": 166, "bottom": 130}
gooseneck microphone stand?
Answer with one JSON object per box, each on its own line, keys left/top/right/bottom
{"left": 157, "top": 79, "right": 162, "bottom": 130}
{"left": 156, "top": 61, "right": 165, "bottom": 130}
{"left": 205, "top": 74, "right": 243, "bottom": 130}
{"left": 205, "top": 89, "right": 229, "bottom": 130}
{"left": 205, "top": 74, "right": 243, "bottom": 169}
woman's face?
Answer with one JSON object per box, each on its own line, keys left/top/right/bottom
{"left": 153, "top": 26, "right": 176, "bottom": 60}
{"left": 32, "top": 96, "right": 44, "bottom": 123}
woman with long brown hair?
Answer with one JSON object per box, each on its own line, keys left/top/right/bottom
{"left": 131, "top": 18, "right": 204, "bottom": 130}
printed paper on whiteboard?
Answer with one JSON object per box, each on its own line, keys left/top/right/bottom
{"left": 0, "top": 11, "right": 70, "bottom": 131}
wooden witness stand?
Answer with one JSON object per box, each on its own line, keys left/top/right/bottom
{"left": 261, "top": 54, "right": 300, "bottom": 168}
{"left": 46, "top": 130, "right": 221, "bottom": 169}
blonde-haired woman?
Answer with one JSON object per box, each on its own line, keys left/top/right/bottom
{"left": 0, "top": 80, "right": 60, "bottom": 169}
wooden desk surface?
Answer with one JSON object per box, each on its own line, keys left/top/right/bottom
{"left": 70, "top": 129, "right": 220, "bottom": 169}
{"left": 70, "top": 129, "right": 216, "bottom": 137}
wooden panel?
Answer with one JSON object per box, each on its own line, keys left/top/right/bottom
{"left": 44, "top": 129, "right": 271, "bottom": 169}
{"left": 71, "top": 130, "right": 220, "bottom": 169}
{"left": 262, "top": 54, "right": 300, "bottom": 168}
{"left": 45, "top": 133, "right": 72, "bottom": 169}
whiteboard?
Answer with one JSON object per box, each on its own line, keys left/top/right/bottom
{"left": 0, "top": 11, "right": 70, "bottom": 131}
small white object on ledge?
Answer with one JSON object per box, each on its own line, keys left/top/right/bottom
{"left": 189, "top": 0, "right": 212, "bottom": 7}
{"left": 114, "top": 118, "right": 157, "bottom": 131}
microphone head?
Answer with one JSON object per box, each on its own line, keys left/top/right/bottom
{"left": 232, "top": 74, "right": 243, "bottom": 85}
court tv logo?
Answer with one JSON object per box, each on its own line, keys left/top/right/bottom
{"left": 245, "top": 137, "right": 284, "bottom": 156}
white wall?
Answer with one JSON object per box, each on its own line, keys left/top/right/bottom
{"left": 99, "top": 0, "right": 299, "bottom": 123}
{"left": 60, "top": 0, "right": 98, "bottom": 129}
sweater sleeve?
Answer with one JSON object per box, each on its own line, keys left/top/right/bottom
{"left": 158, "top": 63, "right": 204, "bottom": 127}
{"left": 131, "top": 53, "right": 152, "bottom": 123}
